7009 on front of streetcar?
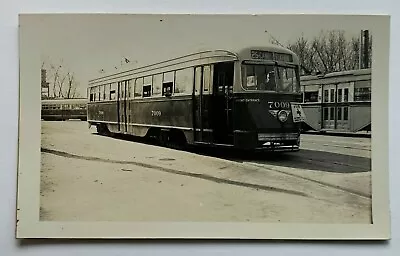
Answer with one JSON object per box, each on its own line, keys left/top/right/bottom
{"left": 87, "top": 45, "right": 305, "bottom": 152}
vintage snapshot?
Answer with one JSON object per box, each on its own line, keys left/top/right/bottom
{"left": 16, "top": 14, "right": 390, "bottom": 239}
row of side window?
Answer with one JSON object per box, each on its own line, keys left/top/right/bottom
{"left": 42, "top": 104, "right": 86, "bottom": 110}
{"left": 89, "top": 65, "right": 213, "bottom": 102}
{"left": 303, "top": 86, "right": 371, "bottom": 103}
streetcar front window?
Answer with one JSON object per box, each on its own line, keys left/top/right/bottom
{"left": 242, "top": 64, "right": 300, "bottom": 93}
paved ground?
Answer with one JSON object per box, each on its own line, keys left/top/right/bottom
{"left": 40, "top": 121, "right": 372, "bottom": 223}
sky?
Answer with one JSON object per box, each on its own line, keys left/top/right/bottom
{"left": 20, "top": 14, "right": 376, "bottom": 97}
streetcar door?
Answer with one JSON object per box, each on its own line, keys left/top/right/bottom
{"left": 193, "top": 66, "right": 203, "bottom": 142}
{"left": 117, "top": 81, "right": 128, "bottom": 133}
{"left": 123, "top": 81, "right": 128, "bottom": 132}
{"left": 193, "top": 65, "right": 213, "bottom": 143}
{"left": 212, "top": 62, "right": 234, "bottom": 145}
{"left": 322, "top": 84, "right": 336, "bottom": 130}
{"left": 336, "top": 85, "right": 350, "bottom": 131}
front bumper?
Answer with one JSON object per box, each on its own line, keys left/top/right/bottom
{"left": 234, "top": 130, "right": 300, "bottom": 151}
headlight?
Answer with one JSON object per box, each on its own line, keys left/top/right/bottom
{"left": 278, "top": 110, "right": 288, "bottom": 122}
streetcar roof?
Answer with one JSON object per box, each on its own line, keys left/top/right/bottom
{"left": 89, "top": 49, "right": 239, "bottom": 85}
{"left": 88, "top": 45, "right": 300, "bottom": 87}
{"left": 300, "top": 68, "right": 371, "bottom": 82}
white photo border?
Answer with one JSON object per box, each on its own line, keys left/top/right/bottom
{"left": 16, "top": 13, "right": 390, "bottom": 240}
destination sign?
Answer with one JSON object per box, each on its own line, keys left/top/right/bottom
{"left": 250, "top": 50, "right": 293, "bottom": 62}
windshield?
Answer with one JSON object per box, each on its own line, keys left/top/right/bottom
{"left": 242, "top": 64, "right": 300, "bottom": 93}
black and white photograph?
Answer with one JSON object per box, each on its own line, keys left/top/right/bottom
{"left": 16, "top": 13, "right": 390, "bottom": 239}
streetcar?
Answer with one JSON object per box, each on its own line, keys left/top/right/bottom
{"left": 299, "top": 68, "right": 371, "bottom": 133}
{"left": 41, "top": 98, "right": 87, "bottom": 121}
{"left": 87, "top": 45, "right": 305, "bottom": 151}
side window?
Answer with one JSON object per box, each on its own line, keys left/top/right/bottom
{"left": 128, "top": 79, "right": 135, "bottom": 98}
{"left": 338, "top": 88, "right": 342, "bottom": 102}
{"left": 152, "top": 74, "right": 163, "bottom": 96}
{"left": 99, "top": 85, "right": 104, "bottom": 101}
{"left": 143, "top": 85, "right": 151, "bottom": 97}
{"left": 162, "top": 82, "right": 173, "bottom": 96}
{"left": 144, "top": 76, "right": 152, "bottom": 87}
{"left": 175, "top": 68, "right": 194, "bottom": 94}
{"left": 123, "top": 80, "right": 129, "bottom": 98}
{"left": 163, "top": 71, "right": 174, "bottom": 96}
{"left": 127, "top": 80, "right": 132, "bottom": 98}
{"left": 135, "top": 77, "right": 143, "bottom": 97}
{"left": 354, "top": 87, "right": 371, "bottom": 101}
{"left": 203, "top": 65, "right": 211, "bottom": 93}
{"left": 94, "top": 87, "right": 98, "bottom": 101}
{"left": 89, "top": 87, "right": 94, "bottom": 102}
{"left": 344, "top": 88, "right": 349, "bottom": 102}
{"left": 324, "top": 90, "right": 329, "bottom": 102}
{"left": 163, "top": 71, "right": 174, "bottom": 84}
{"left": 110, "top": 83, "right": 117, "bottom": 100}
{"left": 119, "top": 82, "right": 124, "bottom": 99}
{"left": 105, "top": 84, "right": 110, "bottom": 100}
{"left": 97, "top": 86, "right": 101, "bottom": 101}
{"left": 143, "top": 76, "right": 152, "bottom": 97}
{"left": 194, "top": 67, "right": 202, "bottom": 95}
{"left": 304, "top": 91, "right": 319, "bottom": 102}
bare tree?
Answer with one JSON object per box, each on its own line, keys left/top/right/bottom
{"left": 42, "top": 59, "right": 80, "bottom": 99}
{"left": 278, "top": 30, "right": 372, "bottom": 75}
{"left": 286, "top": 34, "right": 314, "bottom": 75}
{"left": 65, "top": 72, "right": 78, "bottom": 98}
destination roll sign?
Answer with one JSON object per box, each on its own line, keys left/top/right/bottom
{"left": 250, "top": 50, "right": 293, "bottom": 62}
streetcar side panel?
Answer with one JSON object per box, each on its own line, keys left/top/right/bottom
{"left": 88, "top": 97, "right": 194, "bottom": 142}
{"left": 301, "top": 104, "right": 322, "bottom": 131}
{"left": 350, "top": 103, "right": 371, "bottom": 132}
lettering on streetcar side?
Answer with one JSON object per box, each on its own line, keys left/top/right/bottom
{"left": 151, "top": 110, "right": 162, "bottom": 117}
{"left": 235, "top": 98, "right": 260, "bottom": 103}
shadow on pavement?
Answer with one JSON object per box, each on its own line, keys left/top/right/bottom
{"left": 93, "top": 132, "right": 371, "bottom": 174}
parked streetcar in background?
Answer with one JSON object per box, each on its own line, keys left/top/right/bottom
{"left": 87, "top": 45, "right": 306, "bottom": 152}
{"left": 300, "top": 68, "right": 371, "bottom": 133}
{"left": 41, "top": 98, "right": 87, "bottom": 121}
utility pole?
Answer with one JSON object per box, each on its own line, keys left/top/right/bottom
{"left": 363, "top": 30, "right": 370, "bottom": 69}
{"left": 359, "top": 30, "right": 370, "bottom": 69}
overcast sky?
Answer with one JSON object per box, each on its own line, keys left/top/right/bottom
{"left": 20, "top": 14, "right": 375, "bottom": 97}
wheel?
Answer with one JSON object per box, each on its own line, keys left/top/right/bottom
{"left": 158, "top": 130, "right": 170, "bottom": 147}
{"left": 158, "top": 130, "right": 187, "bottom": 150}
{"left": 96, "top": 124, "right": 110, "bottom": 135}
